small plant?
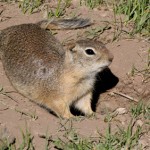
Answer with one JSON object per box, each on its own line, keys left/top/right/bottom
{"left": 19, "top": 0, "right": 43, "bottom": 14}
{"left": 84, "top": 25, "right": 111, "bottom": 39}
{"left": 116, "top": 120, "right": 143, "bottom": 150}
{"left": 1, "top": 105, "right": 149, "bottom": 149}
{"left": 80, "top": 0, "right": 105, "bottom": 9}
{"left": 64, "top": 0, "right": 72, "bottom": 8}
{"left": 1, "top": 0, "right": 17, "bottom": 2}
{"left": 15, "top": 108, "right": 38, "bottom": 120}
{"left": 50, "top": 119, "right": 145, "bottom": 150}
{"left": 131, "top": 102, "right": 150, "bottom": 120}
{"left": 0, "top": 85, "right": 17, "bottom": 102}
{"left": 128, "top": 49, "right": 150, "bottom": 83}
{"left": 46, "top": 0, "right": 65, "bottom": 18}
{"left": 19, "top": 127, "right": 35, "bottom": 150}
{"left": 131, "top": 102, "right": 145, "bottom": 118}
{"left": 114, "top": 0, "right": 150, "bottom": 36}
{"left": 45, "top": 0, "right": 72, "bottom": 18}
{"left": 148, "top": 49, "right": 150, "bottom": 67}
{"left": 0, "top": 126, "right": 34, "bottom": 150}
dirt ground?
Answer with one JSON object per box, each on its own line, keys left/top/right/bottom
{"left": 0, "top": 1, "right": 150, "bottom": 149}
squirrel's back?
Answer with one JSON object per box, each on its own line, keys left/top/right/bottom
{"left": 0, "top": 24, "right": 65, "bottom": 97}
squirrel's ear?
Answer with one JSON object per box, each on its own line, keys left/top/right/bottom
{"left": 66, "top": 42, "right": 76, "bottom": 52}
{"left": 65, "top": 42, "right": 76, "bottom": 63}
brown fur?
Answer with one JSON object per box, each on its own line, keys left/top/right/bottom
{"left": 0, "top": 21, "right": 113, "bottom": 118}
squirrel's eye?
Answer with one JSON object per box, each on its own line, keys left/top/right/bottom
{"left": 85, "top": 49, "right": 95, "bottom": 55}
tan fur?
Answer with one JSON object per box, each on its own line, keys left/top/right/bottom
{"left": 0, "top": 20, "right": 113, "bottom": 118}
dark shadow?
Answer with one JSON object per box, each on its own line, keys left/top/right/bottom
{"left": 70, "top": 105, "right": 85, "bottom": 116}
{"left": 91, "top": 68, "right": 119, "bottom": 112}
{"left": 70, "top": 68, "right": 119, "bottom": 116}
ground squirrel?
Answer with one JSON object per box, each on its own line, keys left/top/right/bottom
{"left": 0, "top": 18, "right": 113, "bottom": 118}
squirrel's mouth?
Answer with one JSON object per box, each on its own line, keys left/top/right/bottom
{"left": 99, "top": 66, "right": 108, "bottom": 72}
{"left": 102, "top": 66, "right": 109, "bottom": 69}
{"left": 99, "top": 61, "right": 111, "bottom": 69}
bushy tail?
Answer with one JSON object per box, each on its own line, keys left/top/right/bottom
{"left": 38, "top": 18, "right": 92, "bottom": 30}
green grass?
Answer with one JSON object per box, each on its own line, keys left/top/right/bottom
{"left": 84, "top": 25, "right": 111, "bottom": 40}
{"left": 0, "top": 85, "right": 17, "bottom": 102}
{"left": 50, "top": 103, "right": 149, "bottom": 150}
{"left": 18, "top": 0, "right": 71, "bottom": 17}
{"left": 1, "top": 102, "right": 149, "bottom": 150}
{"left": 0, "top": 0, "right": 17, "bottom": 2}
{"left": 114, "top": 0, "right": 150, "bottom": 36}
{"left": 46, "top": 0, "right": 66, "bottom": 18}
{"left": 129, "top": 48, "right": 150, "bottom": 83}
{"left": 19, "top": 127, "right": 35, "bottom": 150}
{"left": 19, "top": 0, "right": 43, "bottom": 14}
{"left": 131, "top": 101, "right": 150, "bottom": 120}
{"left": 0, "top": 126, "right": 34, "bottom": 150}
{"left": 80, "top": 0, "right": 105, "bottom": 9}
{"left": 46, "top": 0, "right": 72, "bottom": 18}
{"left": 77, "top": 0, "right": 150, "bottom": 37}
{"left": 3, "top": 0, "right": 149, "bottom": 36}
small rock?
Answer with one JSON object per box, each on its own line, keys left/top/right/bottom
{"left": 114, "top": 108, "right": 128, "bottom": 115}
{"left": 136, "top": 119, "right": 144, "bottom": 127}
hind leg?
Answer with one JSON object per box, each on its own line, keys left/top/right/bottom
{"left": 44, "top": 98, "right": 74, "bottom": 119}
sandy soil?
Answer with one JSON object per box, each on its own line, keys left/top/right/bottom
{"left": 0, "top": 1, "right": 149, "bottom": 149}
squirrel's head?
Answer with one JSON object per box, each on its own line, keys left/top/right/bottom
{"left": 65, "top": 39, "right": 113, "bottom": 74}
